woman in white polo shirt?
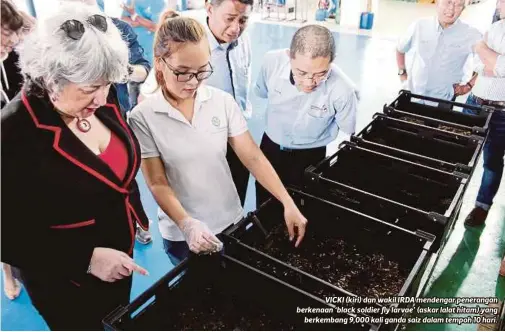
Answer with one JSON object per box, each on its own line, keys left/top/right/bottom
{"left": 129, "top": 11, "right": 308, "bottom": 265}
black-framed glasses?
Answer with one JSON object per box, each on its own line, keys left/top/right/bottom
{"left": 292, "top": 69, "right": 330, "bottom": 82}
{"left": 162, "top": 58, "right": 214, "bottom": 82}
{"left": 60, "top": 14, "right": 108, "bottom": 40}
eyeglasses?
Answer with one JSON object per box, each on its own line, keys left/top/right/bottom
{"left": 292, "top": 69, "right": 330, "bottom": 83}
{"left": 162, "top": 58, "right": 214, "bottom": 82}
{"left": 60, "top": 14, "right": 108, "bottom": 40}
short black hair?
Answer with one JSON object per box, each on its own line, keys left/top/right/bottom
{"left": 290, "top": 25, "right": 335, "bottom": 61}
{"left": 1, "top": 0, "right": 24, "bottom": 32}
{"left": 208, "top": 0, "right": 254, "bottom": 8}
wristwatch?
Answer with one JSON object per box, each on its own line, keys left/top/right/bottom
{"left": 131, "top": 13, "right": 138, "bottom": 22}
{"left": 398, "top": 69, "right": 407, "bottom": 76}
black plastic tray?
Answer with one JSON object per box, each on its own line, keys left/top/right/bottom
{"left": 385, "top": 90, "right": 493, "bottom": 137}
{"left": 352, "top": 113, "right": 483, "bottom": 174}
{"left": 103, "top": 252, "right": 372, "bottom": 331}
{"left": 224, "top": 188, "right": 434, "bottom": 330}
{"left": 304, "top": 142, "right": 466, "bottom": 251}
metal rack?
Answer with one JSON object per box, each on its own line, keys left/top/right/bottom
{"left": 260, "top": 0, "right": 307, "bottom": 22}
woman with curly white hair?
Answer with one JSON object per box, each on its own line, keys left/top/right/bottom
{"left": 1, "top": 2, "right": 150, "bottom": 330}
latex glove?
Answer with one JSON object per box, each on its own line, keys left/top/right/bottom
{"left": 89, "top": 247, "right": 149, "bottom": 283}
{"left": 180, "top": 217, "right": 223, "bottom": 254}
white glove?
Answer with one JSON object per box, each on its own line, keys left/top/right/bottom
{"left": 180, "top": 217, "right": 223, "bottom": 254}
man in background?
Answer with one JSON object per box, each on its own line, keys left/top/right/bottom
{"left": 463, "top": 0, "right": 505, "bottom": 228}
{"left": 396, "top": 0, "right": 481, "bottom": 102}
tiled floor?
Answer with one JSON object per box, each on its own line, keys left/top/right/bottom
{"left": 2, "top": 0, "right": 504, "bottom": 330}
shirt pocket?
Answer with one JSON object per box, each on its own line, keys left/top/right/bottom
{"left": 308, "top": 104, "right": 330, "bottom": 118}
{"left": 48, "top": 218, "right": 97, "bottom": 245}
{"left": 293, "top": 110, "right": 332, "bottom": 144}
{"left": 417, "top": 39, "right": 436, "bottom": 64}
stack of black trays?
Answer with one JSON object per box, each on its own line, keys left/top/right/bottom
{"left": 305, "top": 90, "right": 493, "bottom": 253}
{"left": 104, "top": 189, "right": 434, "bottom": 331}
{"left": 103, "top": 91, "right": 493, "bottom": 331}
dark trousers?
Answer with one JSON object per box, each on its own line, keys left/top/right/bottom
{"left": 20, "top": 270, "right": 131, "bottom": 331}
{"left": 226, "top": 146, "right": 250, "bottom": 206}
{"left": 463, "top": 94, "right": 505, "bottom": 210}
{"left": 163, "top": 239, "right": 190, "bottom": 266}
{"left": 163, "top": 237, "right": 226, "bottom": 267}
{"left": 255, "top": 134, "right": 326, "bottom": 207}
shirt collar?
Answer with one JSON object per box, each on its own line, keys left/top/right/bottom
{"left": 154, "top": 85, "right": 212, "bottom": 117}
{"left": 435, "top": 16, "right": 460, "bottom": 32}
{"left": 280, "top": 50, "right": 292, "bottom": 82}
{"left": 205, "top": 18, "right": 238, "bottom": 52}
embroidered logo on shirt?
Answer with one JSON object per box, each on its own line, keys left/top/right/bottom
{"left": 310, "top": 105, "right": 328, "bottom": 113}
{"left": 211, "top": 116, "right": 221, "bottom": 127}
{"left": 308, "top": 104, "right": 329, "bottom": 118}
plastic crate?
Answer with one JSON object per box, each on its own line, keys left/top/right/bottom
{"left": 103, "top": 251, "right": 375, "bottom": 330}
{"left": 385, "top": 90, "right": 493, "bottom": 137}
{"left": 224, "top": 188, "right": 434, "bottom": 330}
{"left": 351, "top": 113, "right": 484, "bottom": 174}
{"left": 304, "top": 142, "right": 466, "bottom": 251}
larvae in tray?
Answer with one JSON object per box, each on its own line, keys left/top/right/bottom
{"left": 248, "top": 224, "right": 408, "bottom": 299}
{"left": 399, "top": 116, "right": 425, "bottom": 125}
{"left": 437, "top": 125, "right": 472, "bottom": 136}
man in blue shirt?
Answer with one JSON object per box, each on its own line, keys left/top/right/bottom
{"left": 254, "top": 25, "right": 357, "bottom": 206}
{"left": 396, "top": 0, "right": 481, "bottom": 102}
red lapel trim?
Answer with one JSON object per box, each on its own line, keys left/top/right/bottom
{"left": 22, "top": 91, "right": 129, "bottom": 194}
{"left": 125, "top": 197, "right": 136, "bottom": 255}
{"left": 23, "top": 91, "right": 144, "bottom": 255}
{"left": 128, "top": 200, "right": 148, "bottom": 230}
{"left": 50, "top": 219, "right": 96, "bottom": 229}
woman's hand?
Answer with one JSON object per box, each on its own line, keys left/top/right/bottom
{"left": 283, "top": 200, "right": 308, "bottom": 247}
{"left": 89, "top": 247, "right": 148, "bottom": 283}
{"left": 180, "top": 217, "right": 223, "bottom": 254}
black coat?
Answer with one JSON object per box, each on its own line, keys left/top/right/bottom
{"left": 1, "top": 86, "right": 149, "bottom": 330}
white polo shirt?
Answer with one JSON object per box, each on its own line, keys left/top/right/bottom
{"left": 255, "top": 49, "right": 357, "bottom": 149}
{"left": 128, "top": 85, "right": 248, "bottom": 241}
{"left": 473, "top": 20, "right": 505, "bottom": 102}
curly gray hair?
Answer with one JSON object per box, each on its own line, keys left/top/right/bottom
{"left": 18, "top": 2, "right": 129, "bottom": 93}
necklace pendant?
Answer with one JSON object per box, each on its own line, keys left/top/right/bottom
{"left": 76, "top": 118, "right": 91, "bottom": 133}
